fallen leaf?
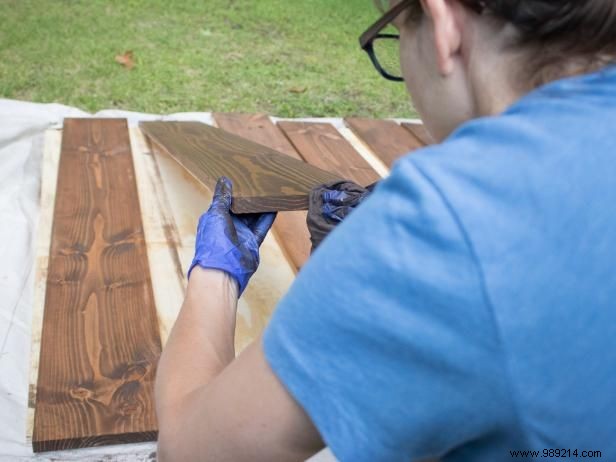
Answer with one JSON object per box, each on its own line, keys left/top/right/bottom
{"left": 289, "top": 86, "right": 307, "bottom": 94}
{"left": 226, "top": 51, "right": 244, "bottom": 61}
{"left": 115, "top": 50, "right": 135, "bottom": 69}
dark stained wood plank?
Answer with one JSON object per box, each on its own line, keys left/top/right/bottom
{"left": 269, "top": 209, "right": 312, "bottom": 271}
{"left": 214, "top": 113, "right": 311, "bottom": 271}
{"left": 345, "top": 117, "right": 424, "bottom": 168}
{"left": 139, "top": 121, "right": 341, "bottom": 214}
{"left": 215, "top": 113, "right": 303, "bottom": 161}
{"left": 277, "top": 121, "right": 381, "bottom": 187}
{"left": 33, "top": 119, "right": 161, "bottom": 452}
{"left": 401, "top": 122, "right": 435, "bottom": 146}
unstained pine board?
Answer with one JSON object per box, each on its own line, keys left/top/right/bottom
{"left": 214, "top": 113, "right": 312, "bottom": 271}
{"left": 278, "top": 121, "right": 381, "bottom": 186}
{"left": 33, "top": 119, "right": 161, "bottom": 452}
{"left": 140, "top": 121, "right": 340, "bottom": 214}
{"left": 345, "top": 118, "right": 424, "bottom": 168}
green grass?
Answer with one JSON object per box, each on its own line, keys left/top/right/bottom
{"left": 0, "top": 0, "right": 415, "bottom": 118}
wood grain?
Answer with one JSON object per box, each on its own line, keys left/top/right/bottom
{"left": 33, "top": 119, "right": 161, "bottom": 452}
{"left": 277, "top": 121, "right": 380, "bottom": 186}
{"left": 214, "top": 113, "right": 303, "bottom": 161}
{"left": 401, "top": 122, "right": 435, "bottom": 146}
{"left": 214, "top": 113, "right": 312, "bottom": 271}
{"left": 139, "top": 121, "right": 340, "bottom": 214}
{"left": 130, "top": 126, "right": 295, "bottom": 354}
{"left": 345, "top": 118, "right": 424, "bottom": 168}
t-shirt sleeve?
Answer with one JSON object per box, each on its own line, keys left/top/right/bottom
{"left": 263, "top": 157, "right": 513, "bottom": 461}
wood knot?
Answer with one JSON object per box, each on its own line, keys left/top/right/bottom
{"left": 69, "top": 386, "right": 93, "bottom": 401}
{"left": 118, "top": 399, "right": 140, "bottom": 416}
{"left": 122, "top": 363, "right": 149, "bottom": 381}
{"left": 113, "top": 381, "right": 143, "bottom": 416}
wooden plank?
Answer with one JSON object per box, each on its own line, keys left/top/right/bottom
{"left": 277, "top": 121, "right": 380, "bottom": 186}
{"left": 401, "top": 122, "right": 435, "bottom": 146}
{"left": 345, "top": 118, "right": 424, "bottom": 168}
{"left": 33, "top": 119, "right": 161, "bottom": 452}
{"left": 28, "top": 126, "right": 298, "bottom": 457}
{"left": 139, "top": 121, "right": 341, "bottom": 214}
{"left": 214, "top": 113, "right": 303, "bottom": 161}
{"left": 128, "top": 128, "right": 187, "bottom": 346}
{"left": 214, "top": 113, "right": 312, "bottom": 271}
{"left": 336, "top": 125, "right": 390, "bottom": 178}
{"left": 131, "top": 126, "right": 295, "bottom": 353}
{"left": 28, "top": 130, "right": 62, "bottom": 445}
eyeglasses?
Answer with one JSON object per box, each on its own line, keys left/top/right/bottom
{"left": 359, "top": 0, "right": 415, "bottom": 82}
{"left": 359, "top": 0, "right": 486, "bottom": 82}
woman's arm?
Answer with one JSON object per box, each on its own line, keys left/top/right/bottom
{"left": 154, "top": 177, "right": 323, "bottom": 461}
{"left": 155, "top": 267, "right": 239, "bottom": 429}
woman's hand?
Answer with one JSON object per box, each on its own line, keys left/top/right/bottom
{"left": 188, "top": 177, "right": 276, "bottom": 295}
{"left": 307, "top": 180, "right": 378, "bottom": 252}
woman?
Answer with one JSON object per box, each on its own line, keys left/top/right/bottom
{"left": 155, "top": 1, "right": 616, "bottom": 460}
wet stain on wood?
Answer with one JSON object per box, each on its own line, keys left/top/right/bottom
{"left": 278, "top": 121, "right": 381, "bottom": 186}
{"left": 345, "top": 118, "right": 424, "bottom": 168}
{"left": 140, "top": 121, "right": 341, "bottom": 214}
{"left": 33, "top": 119, "right": 161, "bottom": 452}
{"left": 213, "top": 113, "right": 313, "bottom": 271}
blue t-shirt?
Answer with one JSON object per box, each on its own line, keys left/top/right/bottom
{"left": 263, "top": 66, "right": 616, "bottom": 462}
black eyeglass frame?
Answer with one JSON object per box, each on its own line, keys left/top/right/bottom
{"left": 359, "top": 0, "right": 414, "bottom": 82}
{"left": 359, "top": 0, "right": 485, "bottom": 82}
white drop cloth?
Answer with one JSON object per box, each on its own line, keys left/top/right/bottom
{"left": 0, "top": 99, "right": 338, "bottom": 461}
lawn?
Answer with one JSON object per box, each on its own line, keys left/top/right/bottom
{"left": 0, "top": 0, "right": 415, "bottom": 118}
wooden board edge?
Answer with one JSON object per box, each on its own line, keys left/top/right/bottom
{"left": 33, "top": 430, "right": 159, "bottom": 453}
{"left": 27, "top": 129, "right": 62, "bottom": 443}
{"left": 336, "top": 126, "right": 390, "bottom": 178}
{"left": 231, "top": 195, "right": 310, "bottom": 214}
{"left": 401, "top": 122, "right": 434, "bottom": 146}
{"left": 128, "top": 128, "right": 186, "bottom": 346}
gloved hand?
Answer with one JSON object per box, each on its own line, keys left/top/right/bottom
{"left": 188, "top": 177, "right": 276, "bottom": 296}
{"left": 307, "top": 180, "right": 378, "bottom": 252}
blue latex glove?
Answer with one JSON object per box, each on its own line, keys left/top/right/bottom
{"left": 188, "top": 177, "right": 276, "bottom": 295}
{"left": 320, "top": 181, "right": 377, "bottom": 222}
{"left": 307, "top": 180, "right": 378, "bottom": 252}
{"left": 321, "top": 188, "right": 373, "bottom": 222}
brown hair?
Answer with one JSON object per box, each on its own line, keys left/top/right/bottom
{"left": 462, "top": 1, "right": 616, "bottom": 85}
{"left": 379, "top": 0, "right": 616, "bottom": 87}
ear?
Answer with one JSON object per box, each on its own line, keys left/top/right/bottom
{"left": 420, "top": 0, "right": 462, "bottom": 75}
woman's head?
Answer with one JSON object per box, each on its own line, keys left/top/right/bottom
{"left": 385, "top": 0, "right": 616, "bottom": 140}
